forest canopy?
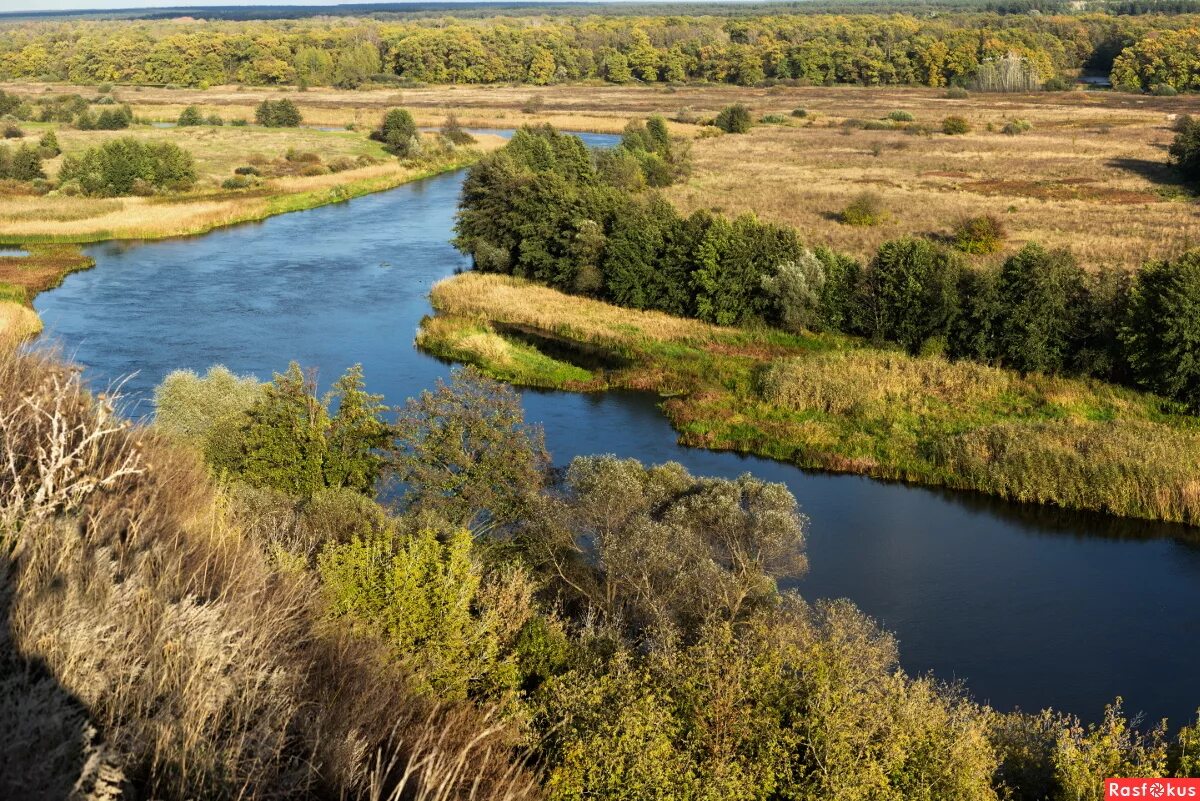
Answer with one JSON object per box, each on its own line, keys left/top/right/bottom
{"left": 3, "top": 11, "right": 1200, "bottom": 90}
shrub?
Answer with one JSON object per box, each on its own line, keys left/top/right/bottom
{"left": 234, "top": 165, "right": 260, "bottom": 175}
{"left": 37, "top": 129, "right": 59, "bottom": 157}
{"left": 791, "top": 107, "right": 808, "bottom": 117}
{"left": 1042, "top": 75, "right": 1072, "bottom": 91}
{"left": 97, "top": 81, "right": 113, "bottom": 93}
{"left": 886, "top": 110, "right": 914, "bottom": 122}
{"left": 759, "top": 113, "right": 787, "bottom": 124}
{"left": 8, "top": 145, "right": 44, "bottom": 181}
{"left": 254, "top": 98, "right": 301, "bottom": 127}
{"left": 943, "top": 115, "right": 971, "bottom": 135}
{"left": 177, "top": 105, "right": 204, "bottom": 126}
{"left": 222, "top": 175, "right": 253, "bottom": 189}
{"left": 953, "top": 214, "right": 1006, "bottom": 254}
{"left": 57, "top": 137, "right": 196, "bottom": 196}
{"left": 945, "top": 86, "right": 970, "bottom": 99}
{"left": 2, "top": 124, "right": 22, "bottom": 138}
{"left": 521, "top": 94, "right": 544, "bottom": 114}
{"left": 1002, "top": 118, "right": 1032, "bottom": 135}
{"left": 230, "top": 118, "right": 248, "bottom": 127}
{"left": 839, "top": 192, "right": 885, "bottom": 226}
{"left": 372, "top": 107, "right": 419, "bottom": 157}
{"left": 714, "top": 103, "right": 753, "bottom": 134}
{"left": 1151, "top": 83, "right": 1178, "bottom": 97}
{"left": 440, "top": 113, "right": 475, "bottom": 146}
{"left": 206, "top": 113, "right": 224, "bottom": 126}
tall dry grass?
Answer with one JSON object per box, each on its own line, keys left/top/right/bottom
{"left": 0, "top": 346, "right": 539, "bottom": 800}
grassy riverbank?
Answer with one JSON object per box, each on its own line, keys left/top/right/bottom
{"left": 0, "top": 130, "right": 498, "bottom": 338}
{"left": 420, "top": 272, "right": 1200, "bottom": 524}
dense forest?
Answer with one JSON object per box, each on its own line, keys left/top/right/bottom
{"left": 4, "top": 10, "right": 1200, "bottom": 91}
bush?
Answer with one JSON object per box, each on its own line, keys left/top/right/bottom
{"left": 440, "top": 113, "right": 475, "bottom": 146}
{"left": 57, "top": 137, "right": 196, "bottom": 196}
{"left": 521, "top": 94, "right": 544, "bottom": 114}
{"left": 714, "top": 104, "right": 753, "bottom": 134}
{"left": 372, "top": 107, "right": 419, "bottom": 157}
{"left": 234, "top": 165, "right": 260, "bottom": 175}
{"left": 759, "top": 113, "right": 788, "bottom": 124}
{"left": 230, "top": 118, "right": 248, "bottom": 127}
{"left": 945, "top": 86, "right": 970, "bottom": 99}
{"left": 222, "top": 175, "right": 253, "bottom": 189}
{"left": 2, "top": 124, "right": 22, "bottom": 139}
{"left": 791, "top": 107, "right": 808, "bottom": 117}
{"left": 886, "top": 110, "right": 914, "bottom": 122}
{"left": 953, "top": 214, "right": 1006, "bottom": 254}
{"left": 1151, "top": 83, "right": 1178, "bottom": 97}
{"left": 942, "top": 115, "right": 971, "bottom": 135}
{"left": 1002, "top": 118, "right": 1032, "bottom": 135}
{"left": 206, "top": 113, "right": 224, "bottom": 126}
{"left": 254, "top": 98, "right": 301, "bottom": 127}
{"left": 839, "top": 192, "right": 885, "bottom": 226}
{"left": 96, "top": 81, "right": 113, "bottom": 93}
{"left": 1042, "top": 75, "right": 1072, "bottom": 91}
{"left": 177, "top": 105, "right": 204, "bottom": 126}
{"left": 37, "top": 129, "right": 59, "bottom": 157}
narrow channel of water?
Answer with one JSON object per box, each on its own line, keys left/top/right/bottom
{"left": 33, "top": 143, "right": 1200, "bottom": 725}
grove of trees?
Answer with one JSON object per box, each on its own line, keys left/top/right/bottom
{"left": 458, "top": 124, "right": 1200, "bottom": 411}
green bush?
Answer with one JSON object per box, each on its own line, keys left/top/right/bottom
{"left": 886, "top": 109, "right": 914, "bottom": 122}
{"left": 254, "top": 98, "right": 301, "bottom": 127}
{"left": 206, "top": 113, "right": 224, "bottom": 126}
{"left": 714, "top": 103, "right": 753, "bottom": 134}
{"left": 177, "top": 105, "right": 204, "bottom": 126}
{"left": 839, "top": 191, "right": 885, "bottom": 226}
{"left": 1042, "top": 75, "right": 1072, "bottom": 91}
{"left": 1151, "top": 83, "right": 1178, "bottom": 97}
{"left": 791, "top": 107, "right": 808, "bottom": 118}
{"left": 37, "top": 130, "right": 59, "bottom": 157}
{"left": 2, "top": 124, "right": 22, "bottom": 139}
{"left": 371, "top": 107, "right": 418, "bottom": 156}
{"left": 759, "top": 113, "right": 788, "bottom": 124}
{"left": 222, "top": 175, "right": 253, "bottom": 189}
{"left": 1002, "top": 118, "right": 1032, "bottom": 135}
{"left": 942, "top": 115, "right": 971, "bottom": 135}
{"left": 58, "top": 137, "right": 195, "bottom": 196}
{"left": 953, "top": 214, "right": 1006, "bottom": 254}
{"left": 945, "top": 86, "right": 971, "bottom": 99}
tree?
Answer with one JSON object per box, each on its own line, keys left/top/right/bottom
{"left": 255, "top": 98, "right": 301, "bottom": 127}
{"left": 332, "top": 41, "right": 381, "bottom": 88}
{"left": 37, "top": 129, "right": 59, "bottom": 157}
{"left": 391, "top": 368, "right": 550, "bottom": 528}
{"left": 714, "top": 103, "right": 753, "bottom": 133}
{"left": 1121, "top": 250, "right": 1200, "bottom": 410}
{"left": 860, "top": 238, "right": 962, "bottom": 353}
{"left": 995, "top": 243, "right": 1085, "bottom": 374}
{"left": 1169, "top": 116, "right": 1200, "bottom": 185}
{"left": 236, "top": 362, "right": 330, "bottom": 497}
{"left": 761, "top": 250, "right": 828, "bottom": 333}
{"left": 57, "top": 138, "right": 197, "bottom": 196}
{"left": 323, "top": 364, "right": 391, "bottom": 494}
{"left": 9, "top": 145, "right": 43, "bottom": 181}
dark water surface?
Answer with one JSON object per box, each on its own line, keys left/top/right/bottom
{"left": 34, "top": 139, "right": 1200, "bottom": 725}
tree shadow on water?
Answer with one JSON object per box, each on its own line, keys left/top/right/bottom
{"left": 0, "top": 553, "right": 127, "bottom": 800}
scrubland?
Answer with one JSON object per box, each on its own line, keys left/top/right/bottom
{"left": 421, "top": 272, "right": 1200, "bottom": 524}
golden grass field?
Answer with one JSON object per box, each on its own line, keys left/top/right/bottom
{"left": 8, "top": 80, "right": 1196, "bottom": 270}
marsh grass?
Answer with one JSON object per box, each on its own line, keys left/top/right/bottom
{"left": 0, "top": 345, "right": 538, "bottom": 799}
{"left": 423, "top": 273, "right": 1200, "bottom": 524}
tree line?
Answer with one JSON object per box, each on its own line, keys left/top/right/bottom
{"left": 5, "top": 12, "right": 1200, "bottom": 90}
{"left": 457, "top": 124, "right": 1200, "bottom": 412}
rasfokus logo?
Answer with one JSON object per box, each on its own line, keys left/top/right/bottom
{"left": 1106, "top": 779, "right": 1200, "bottom": 798}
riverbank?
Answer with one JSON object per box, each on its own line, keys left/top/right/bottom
{"left": 420, "top": 272, "right": 1200, "bottom": 525}
{"left": 0, "top": 144, "right": 495, "bottom": 339}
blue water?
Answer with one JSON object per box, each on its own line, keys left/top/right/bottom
{"left": 33, "top": 142, "right": 1200, "bottom": 726}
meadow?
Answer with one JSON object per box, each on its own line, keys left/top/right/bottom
{"left": 6, "top": 80, "right": 1195, "bottom": 270}
{"left": 420, "top": 271, "right": 1200, "bottom": 524}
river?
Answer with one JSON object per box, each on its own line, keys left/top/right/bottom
{"left": 33, "top": 133, "right": 1200, "bottom": 726}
